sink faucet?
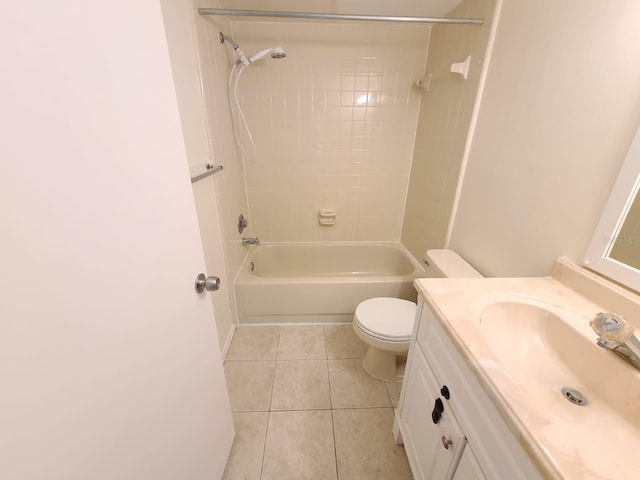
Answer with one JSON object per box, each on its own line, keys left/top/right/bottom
{"left": 242, "top": 237, "right": 260, "bottom": 246}
{"left": 590, "top": 313, "right": 640, "bottom": 371}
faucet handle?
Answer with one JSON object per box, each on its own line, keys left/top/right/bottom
{"left": 590, "top": 312, "right": 634, "bottom": 342}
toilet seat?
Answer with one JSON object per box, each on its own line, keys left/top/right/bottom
{"left": 354, "top": 297, "right": 416, "bottom": 342}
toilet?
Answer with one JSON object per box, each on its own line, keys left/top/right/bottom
{"left": 353, "top": 249, "right": 482, "bottom": 381}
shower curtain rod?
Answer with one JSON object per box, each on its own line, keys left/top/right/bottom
{"left": 197, "top": 8, "right": 484, "bottom": 25}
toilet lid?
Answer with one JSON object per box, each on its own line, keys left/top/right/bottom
{"left": 355, "top": 297, "right": 416, "bottom": 341}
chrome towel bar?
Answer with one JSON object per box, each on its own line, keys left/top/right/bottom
{"left": 190, "top": 164, "right": 223, "bottom": 183}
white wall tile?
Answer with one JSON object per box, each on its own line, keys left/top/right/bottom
{"left": 231, "top": 21, "right": 430, "bottom": 242}
{"left": 401, "top": 0, "right": 497, "bottom": 261}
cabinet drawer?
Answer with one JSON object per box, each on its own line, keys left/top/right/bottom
{"left": 417, "top": 303, "right": 542, "bottom": 480}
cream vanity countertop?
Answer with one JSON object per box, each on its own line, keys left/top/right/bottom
{"left": 414, "top": 258, "right": 640, "bottom": 480}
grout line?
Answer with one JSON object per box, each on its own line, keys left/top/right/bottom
{"left": 330, "top": 409, "right": 339, "bottom": 480}
{"left": 384, "top": 381, "right": 393, "bottom": 407}
{"left": 259, "top": 412, "right": 270, "bottom": 480}
{"left": 223, "top": 358, "right": 279, "bottom": 363}
{"left": 265, "top": 407, "right": 334, "bottom": 413}
{"left": 271, "top": 356, "right": 328, "bottom": 361}
{"left": 323, "top": 326, "right": 334, "bottom": 411}
{"left": 331, "top": 405, "right": 395, "bottom": 411}
{"left": 274, "top": 324, "right": 282, "bottom": 361}
{"left": 323, "top": 324, "right": 330, "bottom": 360}
{"left": 331, "top": 405, "right": 395, "bottom": 410}
{"left": 260, "top": 326, "right": 281, "bottom": 480}
{"left": 324, "top": 326, "right": 340, "bottom": 480}
{"left": 267, "top": 326, "right": 281, "bottom": 412}
{"left": 230, "top": 408, "right": 272, "bottom": 413}
{"left": 252, "top": 405, "right": 395, "bottom": 413}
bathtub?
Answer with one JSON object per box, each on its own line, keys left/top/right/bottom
{"left": 234, "top": 243, "right": 425, "bottom": 324}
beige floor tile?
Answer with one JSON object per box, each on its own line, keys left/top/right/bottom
{"left": 222, "top": 412, "right": 268, "bottom": 480}
{"left": 224, "top": 361, "right": 275, "bottom": 412}
{"left": 385, "top": 381, "right": 403, "bottom": 408}
{"left": 328, "top": 359, "right": 391, "bottom": 408}
{"left": 277, "top": 325, "right": 326, "bottom": 359}
{"left": 270, "top": 359, "right": 331, "bottom": 410}
{"left": 226, "top": 326, "right": 280, "bottom": 361}
{"left": 262, "top": 410, "right": 337, "bottom": 480}
{"left": 325, "top": 324, "right": 368, "bottom": 359}
{"left": 333, "top": 408, "right": 412, "bottom": 480}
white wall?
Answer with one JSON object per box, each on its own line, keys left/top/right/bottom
{"left": 449, "top": 0, "right": 640, "bottom": 277}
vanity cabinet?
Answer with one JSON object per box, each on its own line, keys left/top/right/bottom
{"left": 400, "top": 345, "right": 471, "bottom": 479}
{"left": 395, "top": 297, "right": 542, "bottom": 480}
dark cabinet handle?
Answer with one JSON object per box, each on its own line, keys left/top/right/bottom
{"left": 441, "top": 385, "right": 450, "bottom": 400}
{"left": 431, "top": 398, "right": 444, "bottom": 424}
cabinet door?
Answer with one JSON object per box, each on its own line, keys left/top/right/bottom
{"left": 452, "top": 446, "right": 487, "bottom": 480}
{"left": 401, "top": 349, "right": 466, "bottom": 480}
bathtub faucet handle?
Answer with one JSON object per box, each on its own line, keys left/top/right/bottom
{"left": 242, "top": 237, "right": 260, "bottom": 246}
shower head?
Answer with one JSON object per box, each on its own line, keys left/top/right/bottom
{"left": 248, "top": 47, "right": 287, "bottom": 63}
{"left": 270, "top": 47, "right": 287, "bottom": 59}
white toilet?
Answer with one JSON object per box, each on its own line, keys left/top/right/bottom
{"left": 353, "top": 249, "right": 482, "bottom": 381}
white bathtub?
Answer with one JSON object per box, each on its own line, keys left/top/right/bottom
{"left": 234, "top": 243, "right": 425, "bottom": 324}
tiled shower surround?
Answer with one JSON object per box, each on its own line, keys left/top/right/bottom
{"left": 230, "top": 22, "right": 430, "bottom": 242}
{"left": 191, "top": 0, "right": 497, "bottom": 329}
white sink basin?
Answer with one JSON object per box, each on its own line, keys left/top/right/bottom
{"left": 477, "top": 297, "right": 640, "bottom": 431}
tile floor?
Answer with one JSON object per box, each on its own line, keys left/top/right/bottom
{"left": 222, "top": 324, "right": 413, "bottom": 480}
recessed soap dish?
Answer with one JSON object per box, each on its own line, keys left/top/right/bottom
{"left": 318, "top": 209, "right": 336, "bottom": 226}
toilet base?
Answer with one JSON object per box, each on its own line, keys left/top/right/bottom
{"left": 362, "top": 346, "right": 407, "bottom": 382}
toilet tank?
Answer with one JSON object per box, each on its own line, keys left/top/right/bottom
{"left": 424, "top": 249, "right": 482, "bottom": 278}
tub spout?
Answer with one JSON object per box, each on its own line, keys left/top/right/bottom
{"left": 242, "top": 237, "right": 260, "bottom": 246}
